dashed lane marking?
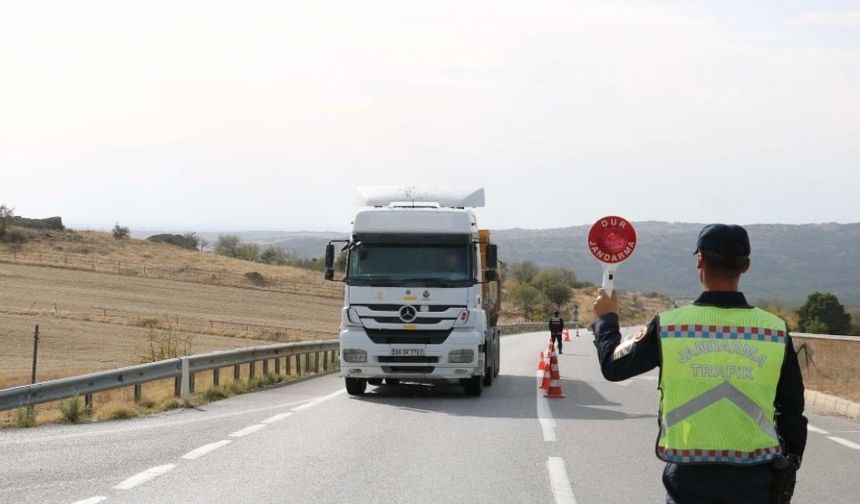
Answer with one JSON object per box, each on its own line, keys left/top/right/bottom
{"left": 536, "top": 371, "right": 557, "bottom": 442}
{"left": 262, "top": 412, "right": 294, "bottom": 424}
{"left": 114, "top": 464, "right": 177, "bottom": 490}
{"left": 291, "top": 389, "right": 346, "bottom": 412}
{"left": 71, "top": 497, "right": 107, "bottom": 504}
{"left": 808, "top": 425, "right": 830, "bottom": 435}
{"left": 181, "top": 440, "right": 233, "bottom": 460}
{"left": 828, "top": 436, "right": 860, "bottom": 450}
{"left": 229, "top": 424, "right": 267, "bottom": 438}
{"left": 547, "top": 457, "right": 578, "bottom": 504}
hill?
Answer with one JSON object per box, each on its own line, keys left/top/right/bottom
{"left": 492, "top": 222, "right": 860, "bottom": 305}
{"left": 196, "top": 223, "right": 860, "bottom": 305}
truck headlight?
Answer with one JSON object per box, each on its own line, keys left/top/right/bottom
{"left": 448, "top": 349, "right": 474, "bottom": 363}
{"left": 454, "top": 309, "right": 470, "bottom": 325}
{"left": 342, "top": 349, "right": 367, "bottom": 363}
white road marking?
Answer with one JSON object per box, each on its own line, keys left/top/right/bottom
{"left": 291, "top": 389, "right": 346, "bottom": 412}
{"left": 114, "top": 464, "right": 177, "bottom": 490}
{"left": 262, "top": 412, "right": 294, "bottom": 424}
{"left": 2, "top": 398, "right": 312, "bottom": 446}
{"left": 229, "top": 424, "right": 267, "bottom": 438}
{"left": 828, "top": 436, "right": 860, "bottom": 450}
{"left": 536, "top": 371, "right": 557, "bottom": 442}
{"left": 71, "top": 497, "right": 107, "bottom": 504}
{"left": 808, "top": 424, "right": 830, "bottom": 435}
{"left": 547, "top": 457, "right": 578, "bottom": 504}
{"left": 181, "top": 440, "right": 232, "bottom": 460}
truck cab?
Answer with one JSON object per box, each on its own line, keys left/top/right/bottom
{"left": 325, "top": 186, "right": 500, "bottom": 396}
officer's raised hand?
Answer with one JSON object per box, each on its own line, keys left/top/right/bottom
{"left": 593, "top": 289, "right": 618, "bottom": 317}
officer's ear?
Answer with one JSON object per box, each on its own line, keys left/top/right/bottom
{"left": 740, "top": 258, "right": 751, "bottom": 274}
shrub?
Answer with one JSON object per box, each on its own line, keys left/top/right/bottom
{"left": 214, "top": 234, "right": 241, "bottom": 257}
{"left": 146, "top": 233, "right": 200, "bottom": 251}
{"left": 235, "top": 243, "right": 260, "bottom": 262}
{"left": 796, "top": 292, "right": 852, "bottom": 335}
{"left": 112, "top": 223, "right": 130, "bottom": 239}
{"left": 14, "top": 407, "right": 35, "bottom": 428}
{"left": 60, "top": 396, "right": 87, "bottom": 424}
{"left": 96, "top": 403, "right": 140, "bottom": 421}
{"left": 0, "top": 204, "right": 14, "bottom": 238}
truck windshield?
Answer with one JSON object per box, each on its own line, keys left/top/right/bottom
{"left": 347, "top": 241, "right": 472, "bottom": 287}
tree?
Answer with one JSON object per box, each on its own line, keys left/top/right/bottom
{"left": 533, "top": 269, "right": 573, "bottom": 307}
{"left": 796, "top": 292, "right": 852, "bottom": 335}
{"left": 509, "top": 261, "right": 539, "bottom": 284}
{"left": 260, "top": 246, "right": 297, "bottom": 265}
{"left": 214, "top": 234, "right": 241, "bottom": 258}
{"left": 510, "top": 283, "right": 541, "bottom": 321}
{"left": 235, "top": 242, "right": 260, "bottom": 262}
{"left": 0, "top": 204, "right": 14, "bottom": 238}
{"left": 112, "top": 222, "right": 130, "bottom": 239}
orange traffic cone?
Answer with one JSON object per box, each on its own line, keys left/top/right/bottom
{"left": 563, "top": 329, "right": 571, "bottom": 342}
{"left": 539, "top": 364, "right": 552, "bottom": 389}
{"left": 544, "top": 353, "right": 566, "bottom": 398}
{"left": 537, "top": 353, "right": 547, "bottom": 371}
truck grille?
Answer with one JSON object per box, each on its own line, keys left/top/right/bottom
{"left": 365, "top": 329, "right": 452, "bottom": 344}
{"left": 382, "top": 366, "right": 435, "bottom": 374}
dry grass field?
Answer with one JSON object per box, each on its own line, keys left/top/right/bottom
{"left": 0, "top": 229, "right": 343, "bottom": 390}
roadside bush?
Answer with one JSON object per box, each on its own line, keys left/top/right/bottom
{"left": 147, "top": 233, "right": 200, "bottom": 251}
{"left": 214, "top": 234, "right": 241, "bottom": 257}
{"left": 112, "top": 223, "right": 130, "bottom": 239}
{"left": 60, "top": 396, "right": 87, "bottom": 424}
{"left": 95, "top": 403, "right": 140, "bottom": 421}
{"left": 14, "top": 407, "right": 35, "bottom": 428}
{"left": 797, "top": 292, "right": 852, "bottom": 335}
{"left": 235, "top": 243, "right": 260, "bottom": 262}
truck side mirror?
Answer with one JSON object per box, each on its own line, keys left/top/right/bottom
{"left": 324, "top": 243, "right": 335, "bottom": 281}
{"left": 486, "top": 244, "right": 498, "bottom": 269}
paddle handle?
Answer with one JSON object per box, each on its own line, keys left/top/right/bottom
{"left": 601, "top": 264, "right": 617, "bottom": 298}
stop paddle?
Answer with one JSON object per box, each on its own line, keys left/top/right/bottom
{"left": 588, "top": 216, "right": 637, "bottom": 297}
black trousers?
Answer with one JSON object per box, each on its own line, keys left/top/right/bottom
{"left": 551, "top": 332, "right": 563, "bottom": 353}
{"left": 663, "top": 463, "right": 774, "bottom": 504}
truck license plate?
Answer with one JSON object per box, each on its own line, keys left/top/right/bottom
{"left": 391, "top": 348, "right": 425, "bottom": 357}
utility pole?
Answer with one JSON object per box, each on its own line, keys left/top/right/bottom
{"left": 31, "top": 325, "right": 40, "bottom": 384}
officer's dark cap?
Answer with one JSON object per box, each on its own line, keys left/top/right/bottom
{"left": 694, "top": 224, "right": 750, "bottom": 265}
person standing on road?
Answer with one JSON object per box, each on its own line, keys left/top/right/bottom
{"left": 549, "top": 310, "right": 564, "bottom": 354}
{"left": 590, "top": 224, "right": 807, "bottom": 503}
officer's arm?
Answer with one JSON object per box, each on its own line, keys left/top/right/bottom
{"left": 592, "top": 314, "right": 660, "bottom": 381}
{"left": 775, "top": 334, "right": 808, "bottom": 461}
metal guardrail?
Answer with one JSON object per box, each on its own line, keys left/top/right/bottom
{"left": 0, "top": 324, "right": 559, "bottom": 412}
{"left": 791, "top": 332, "right": 859, "bottom": 342}
{"left": 0, "top": 340, "right": 339, "bottom": 412}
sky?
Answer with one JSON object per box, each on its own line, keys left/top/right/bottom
{"left": 2, "top": 0, "right": 859, "bottom": 232}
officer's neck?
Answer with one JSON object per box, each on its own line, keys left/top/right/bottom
{"left": 701, "top": 278, "right": 740, "bottom": 292}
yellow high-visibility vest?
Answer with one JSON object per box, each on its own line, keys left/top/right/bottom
{"left": 657, "top": 304, "right": 787, "bottom": 465}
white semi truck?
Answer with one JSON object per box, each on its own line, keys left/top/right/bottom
{"left": 324, "top": 186, "right": 501, "bottom": 396}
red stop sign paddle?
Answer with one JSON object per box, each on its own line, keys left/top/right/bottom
{"left": 588, "top": 216, "right": 637, "bottom": 297}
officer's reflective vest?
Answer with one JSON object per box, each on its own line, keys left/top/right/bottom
{"left": 656, "top": 304, "right": 787, "bottom": 465}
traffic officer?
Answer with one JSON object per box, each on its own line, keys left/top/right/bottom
{"left": 549, "top": 310, "right": 564, "bottom": 354}
{"left": 591, "top": 224, "right": 807, "bottom": 503}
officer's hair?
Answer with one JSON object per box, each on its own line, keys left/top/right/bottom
{"left": 701, "top": 252, "right": 746, "bottom": 279}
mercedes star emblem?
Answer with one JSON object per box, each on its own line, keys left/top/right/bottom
{"left": 398, "top": 305, "right": 418, "bottom": 323}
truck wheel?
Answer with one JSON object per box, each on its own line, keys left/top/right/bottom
{"left": 464, "top": 375, "right": 484, "bottom": 397}
{"left": 385, "top": 378, "right": 400, "bottom": 385}
{"left": 483, "top": 364, "right": 494, "bottom": 387}
{"left": 345, "top": 378, "right": 366, "bottom": 395}
{"left": 367, "top": 379, "right": 383, "bottom": 386}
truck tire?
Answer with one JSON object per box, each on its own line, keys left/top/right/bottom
{"left": 385, "top": 378, "right": 400, "bottom": 385}
{"left": 464, "top": 375, "right": 484, "bottom": 396}
{"left": 483, "top": 363, "right": 494, "bottom": 387}
{"left": 345, "top": 378, "right": 366, "bottom": 395}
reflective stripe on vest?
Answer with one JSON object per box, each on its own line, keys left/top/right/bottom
{"left": 657, "top": 305, "right": 787, "bottom": 465}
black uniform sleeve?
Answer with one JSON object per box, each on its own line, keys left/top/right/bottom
{"left": 592, "top": 313, "right": 661, "bottom": 381}
{"left": 774, "top": 334, "right": 808, "bottom": 459}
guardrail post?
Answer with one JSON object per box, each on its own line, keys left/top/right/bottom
{"left": 134, "top": 384, "right": 142, "bottom": 403}
{"left": 174, "top": 376, "right": 181, "bottom": 397}
{"left": 189, "top": 371, "right": 196, "bottom": 394}
{"left": 85, "top": 393, "right": 93, "bottom": 415}
{"left": 323, "top": 351, "right": 329, "bottom": 371}
{"left": 249, "top": 361, "right": 256, "bottom": 380}
{"left": 296, "top": 354, "right": 302, "bottom": 376}
{"left": 234, "top": 365, "right": 241, "bottom": 381}
{"left": 314, "top": 352, "right": 320, "bottom": 373}
{"left": 286, "top": 354, "right": 292, "bottom": 376}
{"left": 213, "top": 368, "right": 220, "bottom": 387}
{"left": 180, "top": 357, "right": 191, "bottom": 404}
{"left": 263, "top": 359, "right": 270, "bottom": 375}
{"left": 275, "top": 356, "right": 281, "bottom": 375}
{"left": 304, "top": 353, "right": 310, "bottom": 375}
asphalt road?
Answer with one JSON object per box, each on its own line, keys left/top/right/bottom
{"left": 1, "top": 330, "right": 858, "bottom": 504}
